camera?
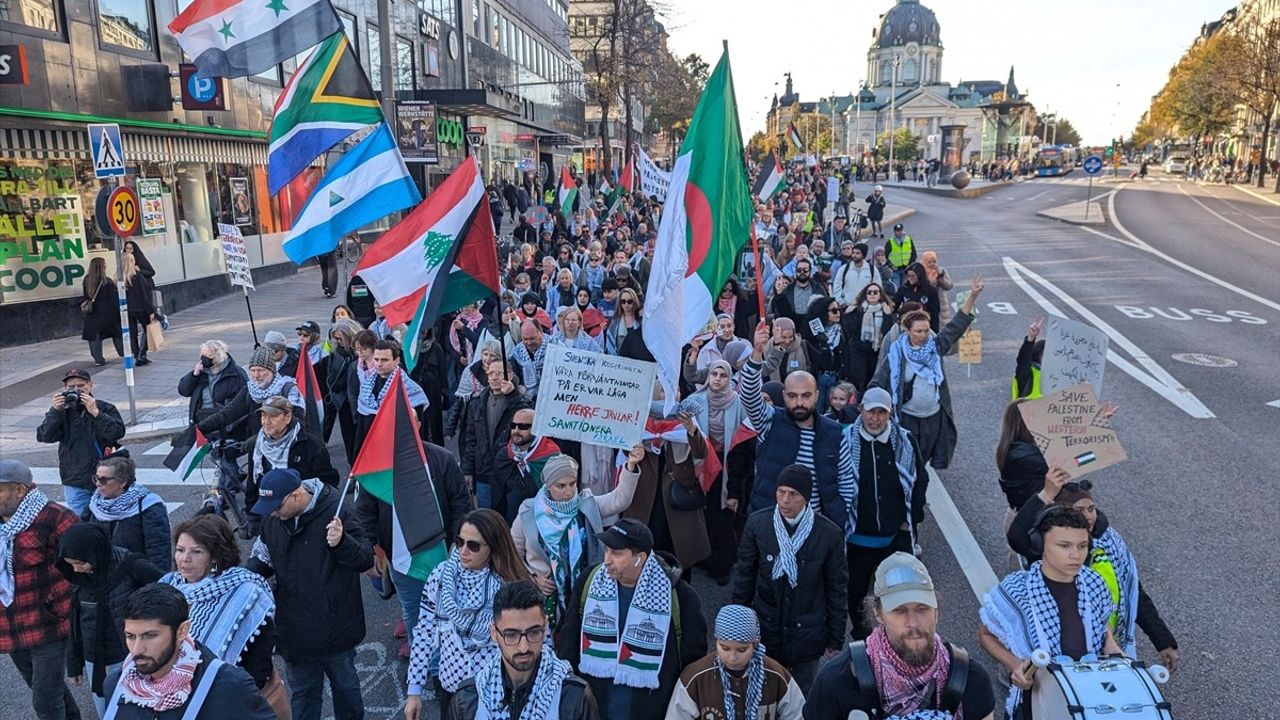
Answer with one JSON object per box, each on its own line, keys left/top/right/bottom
{"left": 61, "top": 388, "right": 81, "bottom": 408}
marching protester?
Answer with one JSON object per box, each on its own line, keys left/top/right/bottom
{"left": 324, "top": 318, "right": 364, "bottom": 464}
{"left": 85, "top": 452, "right": 171, "bottom": 570}
{"left": 263, "top": 331, "right": 300, "bottom": 378}
{"left": 37, "top": 368, "right": 126, "bottom": 517}
{"left": 462, "top": 362, "right": 530, "bottom": 514}
{"left": 0, "top": 459, "right": 83, "bottom": 720}
{"left": 179, "top": 341, "right": 249, "bottom": 439}
{"left": 830, "top": 242, "right": 881, "bottom": 307}
{"left": 494, "top": 409, "right": 561, "bottom": 523}
{"left": 1012, "top": 316, "right": 1045, "bottom": 400}
{"left": 892, "top": 263, "right": 941, "bottom": 333}
{"left": 354, "top": 339, "right": 429, "bottom": 454}
{"left": 196, "top": 346, "right": 304, "bottom": 444}
{"left": 442, "top": 580, "right": 600, "bottom": 720}
{"left": 839, "top": 283, "right": 896, "bottom": 396}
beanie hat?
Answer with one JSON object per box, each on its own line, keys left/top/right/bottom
{"left": 777, "top": 463, "right": 813, "bottom": 501}
{"left": 263, "top": 330, "right": 287, "bottom": 350}
{"left": 540, "top": 454, "right": 578, "bottom": 487}
{"left": 249, "top": 345, "right": 276, "bottom": 371}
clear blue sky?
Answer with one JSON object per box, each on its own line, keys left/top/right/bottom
{"left": 664, "top": 0, "right": 1235, "bottom": 146}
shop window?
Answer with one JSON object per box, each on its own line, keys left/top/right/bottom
{"left": 0, "top": 0, "right": 61, "bottom": 38}
{"left": 96, "top": 0, "right": 156, "bottom": 58}
{"left": 337, "top": 10, "right": 357, "bottom": 54}
{"left": 367, "top": 22, "right": 382, "bottom": 87}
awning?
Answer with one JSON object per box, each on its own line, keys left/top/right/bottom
{"left": 0, "top": 124, "right": 267, "bottom": 165}
{"left": 418, "top": 88, "right": 521, "bottom": 118}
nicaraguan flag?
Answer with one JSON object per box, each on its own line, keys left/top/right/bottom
{"left": 283, "top": 123, "right": 421, "bottom": 264}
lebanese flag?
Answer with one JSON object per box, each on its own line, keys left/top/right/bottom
{"left": 168, "top": 0, "right": 341, "bottom": 79}
{"left": 643, "top": 48, "right": 754, "bottom": 413}
{"left": 294, "top": 342, "right": 324, "bottom": 436}
{"left": 557, "top": 166, "right": 578, "bottom": 220}
{"left": 175, "top": 427, "right": 211, "bottom": 481}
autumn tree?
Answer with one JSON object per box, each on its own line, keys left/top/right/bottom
{"left": 648, "top": 52, "right": 708, "bottom": 163}
{"left": 1226, "top": 17, "right": 1280, "bottom": 189}
{"left": 873, "top": 128, "right": 920, "bottom": 163}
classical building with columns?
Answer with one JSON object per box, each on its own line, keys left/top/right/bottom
{"left": 766, "top": 0, "right": 1038, "bottom": 168}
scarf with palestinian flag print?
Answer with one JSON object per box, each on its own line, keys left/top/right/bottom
{"left": 507, "top": 435, "right": 561, "bottom": 488}
{"left": 579, "top": 553, "right": 672, "bottom": 689}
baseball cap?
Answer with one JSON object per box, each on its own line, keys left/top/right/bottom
{"left": 251, "top": 468, "right": 302, "bottom": 516}
{"left": 596, "top": 518, "right": 654, "bottom": 554}
{"left": 62, "top": 368, "right": 92, "bottom": 383}
{"left": 0, "top": 459, "right": 35, "bottom": 487}
{"left": 861, "top": 387, "right": 893, "bottom": 412}
{"left": 296, "top": 321, "right": 321, "bottom": 335}
{"left": 258, "top": 395, "right": 292, "bottom": 416}
{"left": 893, "top": 223, "right": 905, "bottom": 231}
{"left": 874, "top": 552, "right": 937, "bottom": 611}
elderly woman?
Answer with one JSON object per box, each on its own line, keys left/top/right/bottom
{"left": 920, "top": 250, "right": 953, "bottom": 325}
{"left": 511, "top": 448, "right": 644, "bottom": 629}
{"left": 549, "top": 305, "right": 602, "bottom": 352}
{"left": 178, "top": 339, "right": 248, "bottom": 436}
{"left": 544, "top": 267, "right": 578, "bottom": 312}
{"left": 85, "top": 452, "right": 171, "bottom": 569}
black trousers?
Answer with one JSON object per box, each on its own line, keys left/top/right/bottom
{"left": 846, "top": 530, "right": 912, "bottom": 639}
{"left": 318, "top": 251, "right": 338, "bottom": 294}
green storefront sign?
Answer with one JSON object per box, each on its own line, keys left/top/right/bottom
{"left": 0, "top": 160, "right": 101, "bottom": 303}
{"left": 437, "top": 117, "right": 464, "bottom": 146}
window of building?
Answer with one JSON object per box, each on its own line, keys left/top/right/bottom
{"left": 0, "top": 0, "right": 61, "bottom": 38}
{"left": 500, "top": 16, "right": 509, "bottom": 57}
{"left": 367, "top": 22, "right": 382, "bottom": 87}
{"left": 881, "top": 60, "right": 891, "bottom": 84}
{"left": 96, "top": 0, "right": 156, "bottom": 57}
{"left": 337, "top": 10, "right": 358, "bottom": 55}
{"left": 904, "top": 58, "right": 917, "bottom": 83}
{"left": 489, "top": 5, "right": 499, "bottom": 47}
{"left": 396, "top": 35, "right": 415, "bottom": 91}
{"left": 471, "top": 0, "right": 480, "bottom": 37}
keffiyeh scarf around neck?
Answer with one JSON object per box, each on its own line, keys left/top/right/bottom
{"left": 533, "top": 487, "right": 586, "bottom": 604}
{"left": 861, "top": 302, "right": 886, "bottom": 350}
{"left": 771, "top": 505, "right": 813, "bottom": 588}
{"left": 1094, "top": 527, "right": 1139, "bottom": 652}
{"left": 252, "top": 420, "right": 301, "bottom": 481}
{"left": 161, "top": 567, "right": 275, "bottom": 664}
{"left": 716, "top": 644, "right": 767, "bottom": 720}
{"left": 437, "top": 550, "right": 500, "bottom": 652}
{"left": 886, "top": 333, "right": 944, "bottom": 408}
{"left": 119, "top": 636, "right": 202, "bottom": 711}
{"left": 865, "top": 625, "right": 957, "bottom": 720}
{"left": 89, "top": 484, "right": 163, "bottom": 522}
{"left": 246, "top": 372, "right": 293, "bottom": 404}
{"left": 579, "top": 554, "right": 672, "bottom": 689}
{"left": 474, "top": 640, "right": 570, "bottom": 720}
{"left": 0, "top": 487, "right": 49, "bottom": 607}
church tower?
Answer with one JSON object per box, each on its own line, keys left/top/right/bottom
{"left": 866, "top": 0, "right": 943, "bottom": 88}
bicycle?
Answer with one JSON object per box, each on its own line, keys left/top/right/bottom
{"left": 198, "top": 438, "right": 254, "bottom": 539}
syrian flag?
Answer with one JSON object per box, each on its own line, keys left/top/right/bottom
{"left": 787, "top": 122, "right": 804, "bottom": 151}
{"left": 350, "top": 372, "right": 448, "bottom": 582}
{"left": 752, "top": 151, "right": 785, "bottom": 202}
{"left": 557, "top": 166, "right": 578, "bottom": 220}
{"left": 354, "top": 156, "right": 498, "bottom": 371}
{"left": 643, "top": 48, "right": 754, "bottom": 412}
{"left": 175, "top": 427, "right": 211, "bottom": 481}
{"left": 294, "top": 342, "right": 325, "bottom": 436}
{"left": 168, "top": 0, "right": 341, "bottom": 79}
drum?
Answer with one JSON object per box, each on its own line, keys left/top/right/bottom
{"left": 1030, "top": 654, "right": 1172, "bottom": 719}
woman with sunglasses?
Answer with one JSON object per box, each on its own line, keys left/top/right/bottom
{"left": 85, "top": 452, "right": 171, "bottom": 570}
{"left": 838, "top": 282, "right": 897, "bottom": 396}
{"left": 602, "top": 287, "right": 643, "bottom": 355}
{"left": 405, "top": 509, "right": 531, "bottom": 718}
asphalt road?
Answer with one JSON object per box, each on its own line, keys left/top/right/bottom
{"left": 1, "top": 168, "right": 1277, "bottom": 719}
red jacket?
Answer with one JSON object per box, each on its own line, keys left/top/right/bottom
{"left": 0, "top": 503, "right": 77, "bottom": 652}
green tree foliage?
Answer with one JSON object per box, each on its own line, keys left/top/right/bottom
{"left": 872, "top": 128, "right": 920, "bottom": 163}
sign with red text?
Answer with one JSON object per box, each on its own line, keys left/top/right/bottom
{"left": 533, "top": 345, "right": 655, "bottom": 450}
{"left": 1019, "top": 382, "right": 1126, "bottom": 479}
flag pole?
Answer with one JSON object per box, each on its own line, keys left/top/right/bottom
{"left": 243, "top": 286, "right": 260, "bottom": 347}
{"left": 334, "top": 473, "right": 354, "bottom": 518}
{"left": 750, "top": 225, "right": 766, "bottom": 321}
{"left": 493, "top": 291, "right": 510, "bottom": 380}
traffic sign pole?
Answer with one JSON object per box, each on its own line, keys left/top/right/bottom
{"left": 1084, "top": 176, "right": 1094, "bottom": 221}
{"left": 1082, "top": 155, "right": 1103, "bottom": 221}
{"left": 106, "top": 183, "right": 141, "bottom": 424}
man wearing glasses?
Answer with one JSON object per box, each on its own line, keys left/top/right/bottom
{"left": 446, "top": 580, "right": 600, "bottom": 720}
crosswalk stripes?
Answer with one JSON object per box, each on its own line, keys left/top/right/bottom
{"left": 31, "top": 466, "right": 196, "bottom": 487}
{"left": 142, "top": 440, "right": 172, "bottom": 456}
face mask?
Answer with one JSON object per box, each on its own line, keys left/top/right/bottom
{"left": 200, "top": 356, "right": 215, "bottom": 369}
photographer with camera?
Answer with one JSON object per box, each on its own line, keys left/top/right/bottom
{"left": 36, "top": 368, "right": 126, "bottom": 517}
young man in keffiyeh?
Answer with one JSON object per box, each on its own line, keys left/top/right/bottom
{"left": 667, "top": 605, "right": 804, "bottom": 720}
{"left": 556, "top": 519, "right": 707, "bottom": 720}
{"left": 354, "top": 340, "right": 429, "bottom": 456}
{"left": 806, "top": 553, "right": 996, "bottom": 720}
{"left": 979, "top": 507, "right": 1122, "bottom": 720}
{"left": 101, "top": 583, "right": 273, "bottom": 719}
{"left": 444, "top": 580, "right": 599, "bottom": 720}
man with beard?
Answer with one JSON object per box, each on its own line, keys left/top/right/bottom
{"left": 831, "top": 242, "right": 882, "bottom": 307}
{"left": 772, "top": 259, "right": 826, "bottom": 327}
{"left": 102, "top": 583, "right": 273, "bottom": 718}
{"left": 492, "top": 408, "right": 560, "bottom": 524}
{"left": 740, "top": 321, "right": 856, "bottom": 538}
{"left": 804, "top": 554, "right": 995, "bottom": 720}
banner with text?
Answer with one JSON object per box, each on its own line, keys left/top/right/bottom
{"left": 635, "top": 146, "right": 670, "bottom": 202}
{"left": 1019, "top": 382, "right": 1126, "bottom": 479}
{"left": 1041, "top": 316, "right": 1108, "bottom": 396}
{"left": 218, "top": 222, "right": 254, "bottom": 289}
{"left": 533, "top": 345, "right": 656, "bottom": 450}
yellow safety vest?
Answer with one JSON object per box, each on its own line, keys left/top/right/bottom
{"left": 1011, "top": 366, "right": 1043, "bottom": 400}
{"left": 887, "top": 235, "right": 914, "bottom": 268}
{"left": 1090, "top": 548, "right": 1121, "bottom": 632}
{"left": 802, "top": 211, "right": 815, "bottom": 233}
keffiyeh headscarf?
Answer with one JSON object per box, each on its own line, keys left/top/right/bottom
{"left": 246, "top": 372, "right": 295, "bottom": 404}
{"left": 713, "top": 605, "right": 766, "bottom": 720}
{"left": 1093, "top": 526, "right": 1139, "bottom": 653}
{"left": 436, "top": 549, "right": 500, "bottom": 652}
{"left": 474, "top": 639, "right": 570, "bottom": 720}
{"left": 251, "top": 418, "right": 301, "bottom": 481}
{"left": 0, "top": 486, "right": 49, "bottom": 607}
{"left": 89, "top": 483, "right": 163, "bottom": 522}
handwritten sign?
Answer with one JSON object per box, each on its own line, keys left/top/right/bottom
{"left": 533, "top": 345, "right": 655, "bottom": 450}
{"left": 1019, "top": 382, "right": 1126, "bottom": 479}
{"left": 958, "top": 329, "right": 982, "bottom": 364}
{"left": 217, "top": 222, "right": 254, "bottom": 289}
{"left": 635, "top": 146, "right": 670, "bottom": 202}
{"left": 1041, "top": 317, "right": 1107, "bottom": 396}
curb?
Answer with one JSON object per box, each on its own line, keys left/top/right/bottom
{"left": 882, "top": 183, "right": 1006, "bottom": 199}
{"left": 123, "top": 419, "right": 187, "bottom": 444}
{"left": 1232, "top": 183, "right": 1280, "bottom": 207}
{"left": 1036, "top": 201, "right": 1106, "bottom": 226}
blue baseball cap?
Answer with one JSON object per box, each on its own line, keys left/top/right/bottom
{"left": 251, "top": 468, "right": 302, "bottom": 516}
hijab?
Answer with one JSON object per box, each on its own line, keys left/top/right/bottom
{"left": 705, "top": 359, "right": 738, "bottom": 444}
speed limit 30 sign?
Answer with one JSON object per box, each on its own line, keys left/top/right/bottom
{"left": 107, "top": 186, "right": 140, "bottom": 236}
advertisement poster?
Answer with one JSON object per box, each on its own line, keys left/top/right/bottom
{"left": 229, "top": 177, "right": 252, "bottom": 226}
{"left": 533, "top": 345, "right": 656, "bottom": 450}
{"left": 137, "top": 178, "right": 166, "bottom": 236}
{"left": 1018, "top": 382, "right": 1126, "bottom": 479}
{"left": 396, "top": 100, "right": 439, "bottom": 164}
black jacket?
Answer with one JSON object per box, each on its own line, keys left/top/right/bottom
{"left": 81, "top": 496, "right": 172, "bottom": 570}
{"left": 246, "top": 484, "right": 374, "bottom": 662}
{"left": 731, "top": 508, "right": 849, "bottom": 666}
{"left": 998, "top": 440, "right": 1048, "bottom": 511}
{"left": 36, "top": 399, "right": 126, "bottom": 490}
{"left": 461, "top": 388, "right": 529, "bottom": 490}
{"left": 323, "top": 346, "right": 356, "bottom": 411}
{"left": 448, "top": 670, "right": 600, "bottom": 720}
{"left": 241, "top": 424, "right": 339, "bottom": 488}
{"left": 354, "top": 441, "right": 473, "bottom": 557}
{"left": 103, "top": 643, "right": 275, "bottom": 720}
{"left": 277, "top": 346, "right": 300, "bottom": 379}
{"left": 80, "top": 279, "right": 121, "bottom": 341}
{"left": 197, "top": 380, "right": 300, "bottom": 441}
{"left": 178, "top": 358, "right": 249, "bottom": 432}
{"left": 894, "top": 281, "right": 941, "bottom": 332}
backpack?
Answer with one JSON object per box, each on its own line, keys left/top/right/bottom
{"left": 846, "top": 640, "right": 970, "bottom": 718}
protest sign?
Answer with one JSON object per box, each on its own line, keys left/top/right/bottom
{"left": 958, "top": 329, "right": 982, "bottom": 364}
{"left": 635, "top": 146, "right": 670, "bottom": 202}
{"left": 1019, "top": 382, "right": 1125, "bottom": 479}
{"left": 1041, "top": 317, "right": 1107, "bottom": 396}
{"left": 826, "top": 176, "right": 839, "bottom": 203}
{"left": 534, "top": 345, "right": 655, "bottom": 450}
{"left": 217, "top": 222, "right": 254, "bottom": 289}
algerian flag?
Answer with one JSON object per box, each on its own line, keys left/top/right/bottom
{"left": 176, "top": 427, "right": 211, "bottom": 481}
{"left": 557, "top": 166, "right": 578, "bottom": 221}
{"left": 643, "top": 47, "right": 754, "bottom": 412}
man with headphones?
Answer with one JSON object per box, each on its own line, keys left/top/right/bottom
{"left": 978, "top": 505, "right": 1123, "bottom": 719}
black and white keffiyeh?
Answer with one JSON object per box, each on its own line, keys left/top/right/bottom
{"left": 251, "top": 420, "right": 301, "bottom": 481}
{"left": 89, "top": 484, "right": 163, "bottom": 522}
{"left": 246, "top": 373, "right": 297, "bottom": 404}
{"left": 1094, "top": 526, "right": 1139, "bottom": 652}
{"left": 714, "top": 605, "right": 765, "bottom": 720}
{"left": 474, "top": 644, "right": 570, "bottom": 720}
{"left": 771, "top": 505, "right": 813, "bottom": 588}
{"left": 161, "top": 567, "right": 274, "bottom": 664}
{"left": 0, "top": 487, "right": 49, "bottom": 606}
{"left": 436, "top": 549, "right": 500, "bottom": 652}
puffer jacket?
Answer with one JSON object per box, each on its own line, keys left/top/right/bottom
{"left": 177, "top": 357, "right": 249, "bottom": 433}
{"left": 81, "top": 492, "right": 172, "bottom": 570}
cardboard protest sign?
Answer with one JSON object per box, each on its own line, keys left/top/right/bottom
{"left": 533, "top": 345, "right": 656, "bottom": 450}
{"left": 1041, "top": 317, "right": 1107, "bottom": 396}
{"left": 1019, "top": 382, "right": 1126, "bottom": 479}
{"left": 217, "top": 223, "right": 254, "bottom": 289}
{"left": 958, "top": 329, "right": 982, "bottom": 364}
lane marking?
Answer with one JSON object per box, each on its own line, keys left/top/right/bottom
{"left": 1107, "top": 188, "right": 1280, "bottom": 312}
{"left": 1078, "top": 225, "right": 1142, "bottom": 249}
{"left": 1232, "top": 183, "right": 1280, "bottom": 207}
{"left": 32, "top": 466, "right": 195, "bottom": 487}
{"left": 1002, "top": 257, "right": 1215, "bottom": 418}
{"left": 1176, "top": 183, "right": 1280, "bottom": 247}
{"left": 143, "top": 441, "right": 172, "bottom": 456}
{"left": 1024, "top": 191, "right": 1051, "bottom": 203}
{"left": 1267, "top": 400, "right": 1280, "bottom": 409}
{"left": 927, "top": 468, "right": 999, "bottom": 600}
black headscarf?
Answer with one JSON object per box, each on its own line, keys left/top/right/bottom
{"left": 56, "top": 524, "right": 119, "bottom": 695}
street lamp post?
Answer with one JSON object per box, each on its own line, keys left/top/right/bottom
{"left": 854, "top": 83, "right": 862, "bottom": 160}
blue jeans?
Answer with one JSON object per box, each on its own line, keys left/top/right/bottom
{"left": 84, "top": 660, "right": 121, "bottom": 718}
{"left": 391, "top": 568, "right": 426, "bottom": 645}
{"left": 475, "top": 481, "right": 491, "bottom": 511}
{"left": 817, "top": 371, "right": 839, "bottom": 414}
{"left": 62, "top": 486, "right": 92, "bottom": 519}
{"left": 285, "top": 649, "right": 364, "bottom": 720}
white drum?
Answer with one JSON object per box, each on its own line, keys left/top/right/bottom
{"left": 1030, "top": 655, "right": 1173, "bottom": 719}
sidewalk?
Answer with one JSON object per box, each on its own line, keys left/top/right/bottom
{"left": 0, "top": 267, "right": 339, "bottom": 452}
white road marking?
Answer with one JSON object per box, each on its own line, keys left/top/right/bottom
{"left": 1232, "top": 183, "right": 1280, "bottom": 207}
{"left": 1267, "top": 400, "right": 1280, "bottom": 409}
{"left": 1002, "top": 257, "right": 1215, "bottom": 418}
{"left": 927, "top": 468, "right": 999, "bottom": 600}
{"left": 1024, "top": 191, "right": 1051, "bottom": 203}
{"left": 143, "top": 441, "right": 172, "bottom": 456}
{"left": 1176, "top": 183, "right": 1280, "bottom": 248}
{"left": 32, "top": 466, "right": 199, "bottom": 487}
{"left": 1107, "top": 188, "right": 1280, "bottom": 312}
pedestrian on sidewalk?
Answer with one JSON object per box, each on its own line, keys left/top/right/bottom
{"left": 81, "top": 257, "right": 124, "bottom": 367}
{"left": 864, "top": 186, "right": 886, "bottom": 239}
{"left": 0, "top": 459, "right": 83, "bottom": 720}
{"left": 121, "top": 248, "right": 157, "bottom": 366}
{"left": 37, "top": 368, "right": 126, "bottom": 517}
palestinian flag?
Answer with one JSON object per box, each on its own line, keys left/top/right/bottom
{"left": 175, "top": 427, "right": 211, "bottom": 481}
{"left": 168, "top": 0, "right": 341, "bottom": 79}
{"left": 696, "top": 420, "right": 757, "bottom": 492}
{"left": 787, "top": 121, "right": 804, "bottom": 151}
{"left": 752, "top": 151, "right": 785, "bottom": 202}
{"left": 294, "top": 342, "right": 325, "bottom": 436}
{"left": 354, "top": 155, "right": 497, "bottom": 371}
{"left": 605, "top": 157, "right": 635, "bottom": 218}
{"left": 508, "top": 436, "right": 560, "bottom": 487}
{"left": 643, "top": 48, "right": 754, "bottom": 412}
{"left": 557, "top": 166, "right": 578, "bottom": 221}
{"left": 350, "top": 372, "right": 448, "bottom": 582}
{"left": 268, "top": 32, "right": 383, "bottom": 196}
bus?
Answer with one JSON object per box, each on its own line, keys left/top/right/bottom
{"left": 1035, "top": 145, "right": 1078, "bottom": 176}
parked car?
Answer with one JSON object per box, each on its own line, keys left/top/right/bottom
{"left": 1163, "top": 156, "right": 1188, "bottom": 174}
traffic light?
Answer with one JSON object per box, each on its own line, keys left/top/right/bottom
{"left": 1105, "top": 146, "right": 1114, "bottom": 158}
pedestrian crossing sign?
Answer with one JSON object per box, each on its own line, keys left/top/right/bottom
{"left": 88, "top": 123, "right": 126, "bottom": 178}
